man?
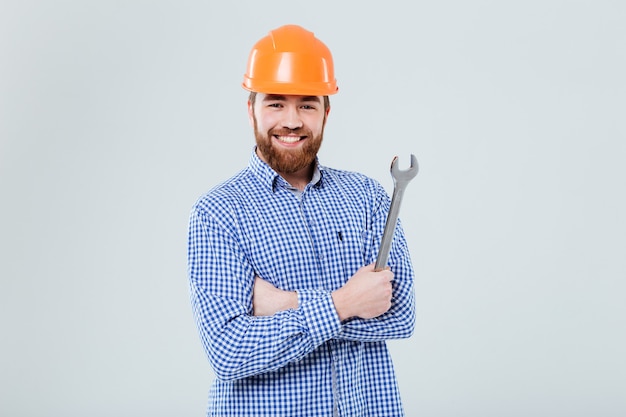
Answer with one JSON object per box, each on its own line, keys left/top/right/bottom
{"left": 188, "top": 24, "right": 415, "bottom": 416}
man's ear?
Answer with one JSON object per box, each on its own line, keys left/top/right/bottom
{"left": 247, "top": 100, "right": 254, "bottom": 127}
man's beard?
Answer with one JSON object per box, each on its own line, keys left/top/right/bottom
{"left": 254, "top": 124, "right": 324, "bottom": 174}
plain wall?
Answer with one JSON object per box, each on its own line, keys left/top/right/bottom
{"left": 1, "top": 1, "right": 625, "bottom": 416}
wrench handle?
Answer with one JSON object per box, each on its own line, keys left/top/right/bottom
{"left": 374, "top": 184, "right": 406, "bottom": 271}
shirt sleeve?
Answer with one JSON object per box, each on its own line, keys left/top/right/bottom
{"left": 334, "top": 180, "right": 416, "bottom": 342}
{"left": 335, "top": 219, "right": 416, "bottom": 342}
{"left": 188, "top": 203, "right": 342, "bottom": 381}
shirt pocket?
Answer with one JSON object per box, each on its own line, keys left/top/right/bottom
{"left": 337, "top": 228, "right": 375, "bottom": 279}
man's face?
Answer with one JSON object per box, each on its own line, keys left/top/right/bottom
{"left": 248, "top": 93, "right": 329, "bottom": 175}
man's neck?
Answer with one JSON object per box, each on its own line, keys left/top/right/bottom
{"left": 279, "top": 164, "right": 315, "bottom": 191}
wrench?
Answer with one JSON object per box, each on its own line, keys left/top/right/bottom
{"left": 375, "top": 154, "right": 419, "bottom": 271}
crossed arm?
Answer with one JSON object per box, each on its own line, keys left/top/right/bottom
{"left": 189, "top": 194, "right": 415, "bottom": 380}
{"left": 253, "top": 263, "right": 394, "bottom": 321}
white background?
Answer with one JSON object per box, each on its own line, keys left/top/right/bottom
{"left": 1, "top": 1, "right": 625, "bottom": 416}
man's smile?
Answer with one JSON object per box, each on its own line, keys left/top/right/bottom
{"left": 274, "top": 135, "right": 305, "bottom": 144}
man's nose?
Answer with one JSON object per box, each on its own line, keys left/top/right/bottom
{"left": 281, "top": 106, "right": 303, "bottom": 130}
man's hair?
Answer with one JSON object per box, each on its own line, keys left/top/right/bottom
{"left": 248, "top": 92, "right": 330, "bottom": 112}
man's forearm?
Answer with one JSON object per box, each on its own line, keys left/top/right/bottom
{"left": 252, "top": 276, "right": 298, "bottom": 316}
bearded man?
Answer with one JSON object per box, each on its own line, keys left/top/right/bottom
{"left": 187, "top": 25, "right": 416, "bottom": 417}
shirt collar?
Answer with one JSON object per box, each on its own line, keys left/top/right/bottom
{"left": 249, "top": 147, "right": 324, "bottom": 193}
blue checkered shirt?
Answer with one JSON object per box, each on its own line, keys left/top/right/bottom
{"left": 188, "top": 150, "right": 416, "bottom": 416}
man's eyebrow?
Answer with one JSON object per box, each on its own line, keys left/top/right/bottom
{"left": 300, "top": 96, "right": 321, "bottom": 103}
{"left": 263, "top": 94, "right": 287, "bottom": 101}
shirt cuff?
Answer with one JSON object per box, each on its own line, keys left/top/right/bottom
{"left": 296, "top": 289, "right": 328, "bottom": 307}
{"left": 297, "top": 290, "right": 342, "bottom": 346}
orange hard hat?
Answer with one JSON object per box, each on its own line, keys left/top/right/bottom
{"left": 242, "top": 25, "right": 338, "bottom": 96}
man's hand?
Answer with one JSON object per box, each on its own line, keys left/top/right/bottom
{"left": 252, "top": 277, "right": 298, "bottom": 316}
{"left": 331, "top": 263, "right": 394, "bottom": 321}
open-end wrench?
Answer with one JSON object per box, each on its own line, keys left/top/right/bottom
{"left": 375, "top": 154, "right": 419, "bottom": 271}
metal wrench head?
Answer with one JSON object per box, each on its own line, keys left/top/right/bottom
{"left": 390, "top": 154, "right": 419, "bottom": 185}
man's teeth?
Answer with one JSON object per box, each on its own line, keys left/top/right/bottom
{"left": 276, "top": 135, "right": 301, "bottom": 143}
